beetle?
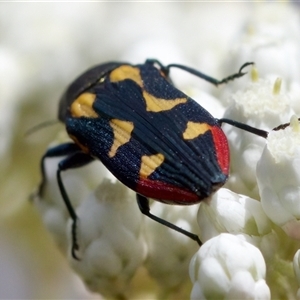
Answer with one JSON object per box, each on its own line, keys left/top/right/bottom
{"left": 38, "top": 59, "right": 268, "bottom": 259}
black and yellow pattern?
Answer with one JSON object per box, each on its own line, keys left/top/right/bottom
{"left": 39, "top": 59, "right": 260, "bottom": 258}
{"left": 63, "top": 61, "right": 228, "bottom": 202}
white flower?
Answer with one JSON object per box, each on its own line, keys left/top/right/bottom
{"left": 223, "top": 77, "right": 293, "bottom": 198}
{"left": 257, "top": 116, "right": 300, "bottom": 240}
{"left": 218, "top": 2, "right": 300, "bottom": 199}
{"left": 189, "top": 233, "right": 270, "bottom": 300}
{"left": 198, "top": 189, "right": 270, "bottom": 237}
{"left": 220, "top": 2, "right": 300, "bottom": 99}
{"left": 197, "top": 188, "right": 278, "bottom": 261}
{"left": 70, "top": 179, "right": 146, "bottom": 299}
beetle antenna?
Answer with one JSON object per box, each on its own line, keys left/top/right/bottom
{"left": 25, "top": 119, "right": 59, "bottom": 136}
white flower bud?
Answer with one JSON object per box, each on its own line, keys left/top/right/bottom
{"left": 257, "top": 116, "right": 300, "bottom": 240}
{"left": 189, "top": 233, "right": 270, "bottom": 300}
{"left": 197, "top": 188, "right": 277, "bottom": 260}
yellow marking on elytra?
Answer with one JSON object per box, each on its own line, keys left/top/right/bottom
{"left": 71, "top": 93, "right": 98, "bottom": 118}
{"left": 109, "top": 65, "right": 143, "bottom": 87}
{"left": 143, "top": 91, "right": 187, "bottom": 112}
{"left": 183, "top": 122, "right": 211, "bottom": 140}
{"left": 140, "top": 153, "right": 165, "bottom": 178}
{"left": 108, "top": 119, "right": 134, "bottom": 158}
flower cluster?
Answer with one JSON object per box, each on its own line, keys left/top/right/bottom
{"left": 2, "top": 2, "right": 300, "bottom": 299}
{"left": 34, "top": 3, "right": 300, "bottom": 299}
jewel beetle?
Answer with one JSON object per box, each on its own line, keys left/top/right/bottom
{"left": 38, "top": 59, "right": 268, "bottom": 259}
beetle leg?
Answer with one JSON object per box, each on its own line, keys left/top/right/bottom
{"left": 146, "top": 59, "right": 254, "bottom": 86}
{"left": 38, "top": 142, "right": 94, "bottom": 259}
{"left": 136, "top": 194, "right": 202, "bottom": 246}
{"left": 38, "top": 142, "right": 81, "bottom": 196}
{"left": 56, "top": 152, "right": 94, "bottom": 259}
{"left": 218, "top": 118, "right": 268, "bottom": 138}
